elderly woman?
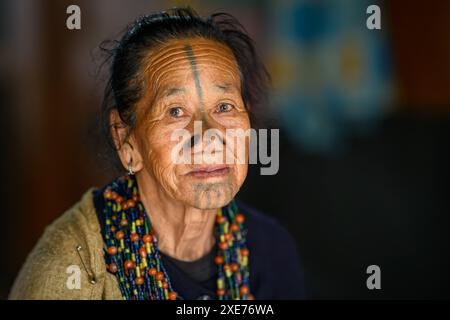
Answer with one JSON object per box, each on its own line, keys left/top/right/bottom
{"left": 10, "top": 8, "right": 305, "bottom": 300}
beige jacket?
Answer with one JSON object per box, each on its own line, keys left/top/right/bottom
{"left": 9, "top": 189, "right": 123, "bottom": 300}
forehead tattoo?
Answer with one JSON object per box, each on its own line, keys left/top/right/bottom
{"left": 183, "top": 44, "right": 206, "bottom": 120}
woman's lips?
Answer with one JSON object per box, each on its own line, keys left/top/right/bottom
{"left": 186, "top": 165, "right": 230, "bottom": 178}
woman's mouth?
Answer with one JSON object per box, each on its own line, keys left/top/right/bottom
{"left": 186, "top": 165, "right": 230, "bottom": 178}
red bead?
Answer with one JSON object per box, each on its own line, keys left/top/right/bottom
{"left": 127, "top": 199, "right": 136, "bottom": 208}
{"left": 109, "top": 263, "right": 118, "bottom": 273}
{"left": 240, "top": 248, "right": 249, "bottom": 256}
{"left": 111, "top": 192, "right": 118, "bottom": 200}
{"left": 248, "top": 294, "right": 255, "bottom": 300}
{"left": 219, "top": 241, "right": 228, "bottom": 250}
{"left": 120, "top": 219, "right": 128, "bottom": 227}
{"left": 135, "top": 276, "right": 144, "bottom": 285}
{"left": 230, "top": 223, "right": 240, "bottom": 232}
{"left": 115, "top": 230, "right": 124, "bottom": 240}
{"left": 124, "top": 260, "right": 135, "bottom": 270}
{"left": 139, "top": 247, "right": 147, "bottom": 258}
{"left": 155, "top": 272, "right": 164, "bottom": 281}
{"left": 214, "top": 255, "right": 224, "bottom": 265}
{"left": 216, "top": 288, "right": 225, "bottom": 296}
{"left": 168, "top": 291, "right": 177, "bottom": 300}
{"left": 216, "top": 215, "right": 226, "bottom": 224}
{"left": 116, "top": 196, "right": 124, "bottom": 204}
{"left": 130, "top": 232, "right": 139, "bottom": 242}
{"left": 162, "top": 282, "right": 169, "bottom": 289}
{"left": 148, "top": 268, "right": 157, "bottom": 276}
{"left": 224, "top": 233, "right": 233, "bottom": 241}
{"left": 239, "top": 284, "right": 249, "bottom": 296}
{"left": 104, "top": 190, "right": 112, "bottom": 199}
{"left": 107, "top": 246, "right": 117, "bottom": 255}
{"left": 230, "top": 263, "right": 239, "bottom": 272}
{"left": 223, "top": 264, "right": 231, "bottom": 272}
{"left": 142, "top": 234, "right": 153, "bottom": 244}
{"left": 235, "top": 213, "right": 245, "bottom": 224}
{"left": 122, "top": 203, "right": 129, "bottom": 210}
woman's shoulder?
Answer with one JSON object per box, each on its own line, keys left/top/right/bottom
{"left": 40, "top": 188, "right": 101, "bottom": 245}
{"left": 9, "top": 188, "right": 107, "bottom": 299}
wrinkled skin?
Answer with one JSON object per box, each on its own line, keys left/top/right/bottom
{"left": 110, "top": 38, "right": 250, "bottom": 260}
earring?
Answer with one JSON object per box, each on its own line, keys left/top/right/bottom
{"left": 127, "top": 159, "right": 135, "bottom": 175}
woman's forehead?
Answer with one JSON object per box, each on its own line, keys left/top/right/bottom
{"left": 142, "top": 37, "right": 241, "bottom": 94}
{"left": 146, "top": 37, "right": 237, "bottom": 67}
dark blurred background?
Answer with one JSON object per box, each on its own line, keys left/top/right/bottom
{"left": 1, "top": 0, "right": 449, "bottom": 299}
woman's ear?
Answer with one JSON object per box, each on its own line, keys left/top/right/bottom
{"left": 109, "top": 110, "right": 144, "bottom": 173}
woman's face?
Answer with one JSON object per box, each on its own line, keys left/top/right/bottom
{"left": 132, "top": 38, "right": 250, "bottom": 209}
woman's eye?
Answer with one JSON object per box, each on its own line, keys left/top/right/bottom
{"left": 217, "top": 103, "right": 234, "bottom": 113}
{"left": 169, "top": 106, "right": 184, "bottom": 118}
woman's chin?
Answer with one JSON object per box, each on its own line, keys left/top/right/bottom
{"left": 176, "top": 186, "right": 236, "bottom": 209}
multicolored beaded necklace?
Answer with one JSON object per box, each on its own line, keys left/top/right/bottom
{"left": 100, "top": 174, "right": 251, "bottom": 300}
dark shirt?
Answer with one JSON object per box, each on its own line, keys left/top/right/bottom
{"left": 93, "top": 189, "right": 306, "bottom": 300}
{"left": 160, "top": 249, "right": 217, "bottom": 283}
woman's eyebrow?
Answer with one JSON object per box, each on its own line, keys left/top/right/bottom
{"left": 215, "top": 83, "right": 233, "bottom": 92}
{"left": 163, "top": 87, "right": 186, "bottom": 97}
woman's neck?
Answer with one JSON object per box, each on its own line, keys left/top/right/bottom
{"left": 136, "top": 172, "right": 216, "bottom": 261}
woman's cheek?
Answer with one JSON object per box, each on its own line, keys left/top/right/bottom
{"left": 139, "top": 124, "right": 172, "bottom": 172}
{"left": 147, "top": 148, "right": 179, "bottom": 196}
{"left": 217, "top": 115, "right": 248, "bottom": 129}
{"left": 220, "top": 113, "right": 251, "bottom": 136}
